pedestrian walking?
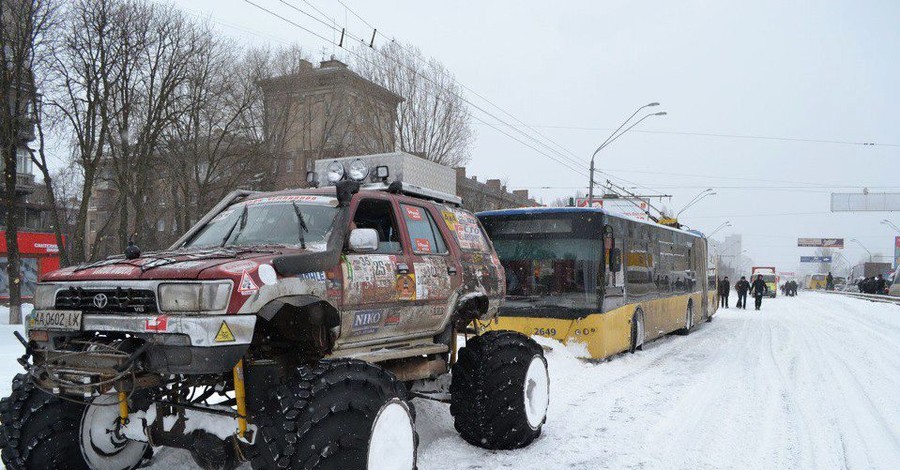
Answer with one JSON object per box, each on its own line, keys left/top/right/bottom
{"left": 875, "top": 274, "right": 886, "bottom": 295}
{"left": 751, "top": 274, "right": 768, "bottom": 310}
{"left": 735, "top": 276, "right": 750, "bottom": 309}
{"left": 718, "top": 276, "right": 731, "bottom": 308}
{"left": 826, "top": 272, "right": 835, "bottom": 291}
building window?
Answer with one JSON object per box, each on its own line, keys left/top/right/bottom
{"left": 157, "top": 218, "right": 165, "bottom": 232}
{"left": 286, "top": 158, "right": 294, "bottom": 173}
{"left": 89, "top": 218, "right": 96, "bottom": 233}
{"left": 16, "top": 148, "right": 33, "bottom": 175}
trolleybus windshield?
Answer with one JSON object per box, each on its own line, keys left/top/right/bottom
{"left": 480, "top": 213, "right": 603, "bottom": 318}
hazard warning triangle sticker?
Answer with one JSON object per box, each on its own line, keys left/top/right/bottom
{"left": 215, "top": 321, "right": 236, "bottom": 343}
{"left": 238, "top": 270, "right": 258, "bottom": 295}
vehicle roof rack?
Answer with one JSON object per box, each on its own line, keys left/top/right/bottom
{"left": 311, "top": 152, "right": 463, "bottom": 207}
{"left": 360, "top": 181, "right": 462, "bottom": 206}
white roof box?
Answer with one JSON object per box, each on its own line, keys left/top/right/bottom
{"left": 313, "top": 152, "right": 461, "bottom": 205}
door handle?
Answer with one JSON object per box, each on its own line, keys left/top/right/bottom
{"left": 447, "top": 266, "right": 458, "bottom": 275}
{"left": 396, "top": 263, "right": 410, "bottom": 275}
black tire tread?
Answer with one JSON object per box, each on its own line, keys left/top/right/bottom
{"left": 449, "top": 330, "right": 546, "bottom": 450}
{"left": 0, "top": 373, "right": 89, "bottom": 470}
{"left": 246, "top": 358, "right": 417, "bottom": 470}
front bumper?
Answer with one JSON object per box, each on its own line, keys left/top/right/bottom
{"left": 26, "top": 312, "right": 257, "bottom": 375}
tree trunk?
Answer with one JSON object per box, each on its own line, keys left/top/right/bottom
{"left": 4, "top": 143, "right": 22, "bottom": 324}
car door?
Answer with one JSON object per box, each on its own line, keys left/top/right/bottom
{"left": 396, "top": 200, "right": 457, "bottom": 335}
{"left": 337, "top": 195, "right": 410, "bottom": 345}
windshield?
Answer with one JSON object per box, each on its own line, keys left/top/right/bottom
{"left": 492, "top": 238, "right": 601, "bottom": 313}
{"left": 761, "top": 274, "right": 776, "bottom": 283}
{"left": 812, "top": 274, "right": 826, "bottom": 281}
{"left": 185, "top": 196, "right": 339, "bottom": 249}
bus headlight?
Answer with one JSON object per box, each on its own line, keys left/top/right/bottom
{"left": 326, "top": 161, "right": 344, "bottom": 183}
{"left": 158, "top": 282, "right": 232, "bottom": 312}
{"left": 348, "top": 159, "right": 369, "bottom": 181}
{"left": 33, "top": 284, "right": 57, "bottom": 309}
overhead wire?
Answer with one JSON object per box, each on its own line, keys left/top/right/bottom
{"left": 250, "top": 0, "right": 597, "bottom": 182}
{"left": 270, "top": 1, "right": 657, "bottom": 194}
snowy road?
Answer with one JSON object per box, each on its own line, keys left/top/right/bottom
{"left": 2, "top": 293, "right": 899, "bottom": 469}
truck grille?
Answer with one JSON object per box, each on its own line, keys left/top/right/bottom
{"left": 55, "top": 287, "right": 158, "bottom": 314}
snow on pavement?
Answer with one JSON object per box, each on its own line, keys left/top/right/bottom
{"left": 1, "top": 294, "right": 899, "bottom": 469}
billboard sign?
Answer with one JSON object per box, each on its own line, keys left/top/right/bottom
{"left": 895, "top": 236, "right": 900, "bottom": 268}
{"left": 801, "top": 256, "right": 832, "bottom": 263}
{"left": 831, "top": 192, "right": 900, "bottom": 212}
{"left": 576, "top": 197, "right": 650, "bottom": 221}
{"left": 797, "top": 238, "right": 844, "bottom": 248}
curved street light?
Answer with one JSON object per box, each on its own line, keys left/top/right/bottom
{"left": 587, "top": 103, "right": 665, "bottom": 202}
{"left": 708, "top": 221, "right": 732, "bottom": 238}
{"left": 850, "top": 238, "right": 872, "bottom": 262}
{"left": 881, "top": 219, "right": 900, "bottom": 234}
{"left": 677, "top": 188, "right": 716, "bottom": 218}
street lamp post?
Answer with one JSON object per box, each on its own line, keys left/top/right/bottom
{"left": 677, "top": 188, "right": 716, "bottom": 219}
{"left": 850, "top": 238, "right": 873, "bottom": 262}
{"left": 708, "top": 221, "right": 732, "bottom": 238}
{"left": 587, "top": 103, "right": 665, "bottom": 203}
{"left": 882, "top": 219, "right": 900, "bottom": 234}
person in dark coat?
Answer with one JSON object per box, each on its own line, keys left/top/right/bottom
{"left": 751, "top": 274, "right": 768, "bottom": 310}
{"left": 826, "top": 272, "right": 834, "bottom": 291}
{"left": 875, "top": 274, "right": 887, "bottom": 294}
{"left": 735, "top": 276, "right": 751, "bottom": 309}
{"left": 718, "top": 276, "right": 731, "bottom": 308}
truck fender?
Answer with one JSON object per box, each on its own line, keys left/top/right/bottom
{"left": 257, "top": 295, "right": 340, "bottom": 329}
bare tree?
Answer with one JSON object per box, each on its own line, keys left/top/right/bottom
{"left": 156, "top": 30, "right": 264, "bottom": 241}
{"left": 353, "top": 41, "right": 474, "bottom": 167}
{"left": 0, "top": 0, "right": 56, "bottom": 322}
{"left": 47, "top": 0, "right": 121, "bottom": 263}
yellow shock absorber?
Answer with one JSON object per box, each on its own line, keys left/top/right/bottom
{"left": 117, "top": 391, "right": 129, "bottom": 421}
{"left": 233, "top": 359, "right": 248, "bottom": 437}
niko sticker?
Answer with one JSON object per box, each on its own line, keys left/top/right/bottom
{"left": 352, "top": 310, "right": 383, "bottom": 335}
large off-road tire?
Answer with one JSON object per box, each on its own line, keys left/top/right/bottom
{"left": 450, "top": 330, "right": 549, "bottom": 450}
{"left": 0, "top": 374, "right": 88, "bottom": 470}
{"left": 247, "top": 359, "right": 417, "bottom": 470}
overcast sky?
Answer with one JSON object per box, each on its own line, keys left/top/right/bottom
{"left": 177, "top": 0, "right": 900, "bottom": 275}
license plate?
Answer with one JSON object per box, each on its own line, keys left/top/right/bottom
{"left": 30, "top": 310, "right": 83, "bottom": 331}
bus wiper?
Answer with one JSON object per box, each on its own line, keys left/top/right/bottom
{"left": 220, "top": 205, "right": 248, "bottom": 247}
{"left": 292, "top": 201, "right": 308, "bottom": 249}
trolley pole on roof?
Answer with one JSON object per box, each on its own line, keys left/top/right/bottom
{"left": 587, "top": 103, "right": 666, "bottom": 203}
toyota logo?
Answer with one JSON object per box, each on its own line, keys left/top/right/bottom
{"left": 93, "top": 293, "right": 108, "bottom": 309}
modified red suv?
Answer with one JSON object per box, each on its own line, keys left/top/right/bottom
{"left": 1, "top": 155, "right": 549, "bottom": 470}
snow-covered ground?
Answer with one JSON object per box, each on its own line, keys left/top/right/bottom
{"left": 1, "top": 293, "right": 899, "bottom": 469}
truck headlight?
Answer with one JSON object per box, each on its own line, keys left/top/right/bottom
{"left": 158, "top": 282, "right": 232, "bottom": 312}
{"left": 33, "top": 284, "right": 57, "bottom": 309}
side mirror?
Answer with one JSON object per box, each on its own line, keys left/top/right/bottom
{"left": 610, "top": 247, "right": 622, "bottom": 273}
{"left": 349, "top": 228, "right": 378, "bottom": 252}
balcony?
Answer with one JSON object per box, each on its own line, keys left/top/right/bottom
{"left": 15, "top": 173, "right": 36, "bottom": 194}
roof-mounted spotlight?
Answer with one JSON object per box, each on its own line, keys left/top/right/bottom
{"left": 348, "top": 158, "right": 369, "bottom": 182}
{"left": 326, "top": 161, "right": 344, "bottom": 183}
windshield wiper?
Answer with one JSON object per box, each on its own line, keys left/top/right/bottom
{"left": 220, "top": 205, "right": 248, "bottom": 247}
{"left": 291, "top": 201, "right": 309, "bottom": 249}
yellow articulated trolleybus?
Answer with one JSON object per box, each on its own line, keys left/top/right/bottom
{"left": 477, "top": 207, "right": 713, "bottom": 360}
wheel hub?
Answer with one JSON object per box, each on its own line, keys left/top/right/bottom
{"left": 367, "top": 398, "right": 416, "bottom": 470}
{"left": 523, "top": 355, "right": 549, "bottom": 430}
{"left": 79, "top": 394, "right": 147, "bottom": 470}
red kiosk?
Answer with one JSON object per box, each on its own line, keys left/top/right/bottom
{"left": 0, "top": 231, "right": 64, "bottom": 301}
